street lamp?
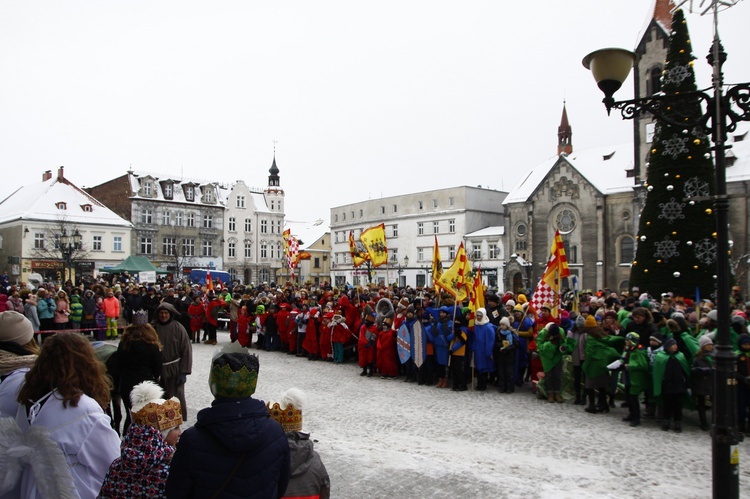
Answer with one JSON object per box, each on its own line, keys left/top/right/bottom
{"left": 584, "top": 25, "right": 750, "bottom": 499}
{"left": 58, "top": 228, "right": 82, "bottom": 284}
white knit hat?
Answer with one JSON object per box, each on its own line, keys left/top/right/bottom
{"left": 0, "top": 311, "right": 34, "bottom": 345}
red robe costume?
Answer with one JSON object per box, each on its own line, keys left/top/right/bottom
{"left": 302, "top": 308, "right": 320, "bottom": 356}
{"left": 376, "top": 326, "right": 399, "bottom": 377}
{"left": 187, "top": 302, "right": 205, "bottom": 339}
{"left": 358, "top": 321, "right": 378, "bottom": 367}
{"left": 319, "top": 312, "right": 334, "bottom": 360}
{"left": 276, "top": 305, "right": 291, "bottom": 351}
{"left": 237, "top": 307, "right": 252, "bottom": 347}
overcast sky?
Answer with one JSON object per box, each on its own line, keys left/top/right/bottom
{"left": 1, "top": 1, "right": 748, "bottom": 223}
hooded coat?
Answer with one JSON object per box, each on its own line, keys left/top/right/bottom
{"left": 283, "top": 432, "right": 330, "bottom": 499}
{"left": 471, "top": 309, "right": 496, "bottom": 374}
{"left": 165, "top": 397, "right": 290, "bottom": 499}
{"left": 153, "top": 302, "right": 192, "bottom": 420}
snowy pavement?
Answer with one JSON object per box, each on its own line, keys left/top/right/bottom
{"left": 172, "top": 332, "right": 749, "bottom": 499}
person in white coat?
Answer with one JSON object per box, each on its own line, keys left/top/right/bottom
{"left": 0, "top": 332, "right": 120, "bottom": 499}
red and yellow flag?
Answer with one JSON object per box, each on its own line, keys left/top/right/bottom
{"left": 436, "top": 242, "right": 472, "bottom": 302}
{"left": 530, "top": 230, "right": 570, "bottom": 319}
{"left": 360, "top": 223, "right": 388, "bottom": 268}
{"left": 467, "top": 266, "right": 484, "bottom": 327}
{"left": 349, "top": 231, "right": 368, "bottom": 268}
{"left": 432, "top": 235, "right": 443, "bottom": 294}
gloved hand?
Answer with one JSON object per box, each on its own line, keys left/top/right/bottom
{"left": 176, "top": 374, "right": 187, "bottom": 386}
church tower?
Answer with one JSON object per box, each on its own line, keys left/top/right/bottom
{"left": 632, "top": 0, "right": 675, "bottom": 183}
{"left": 557, "top": 102, "right": 573, "bottom": 156}
{"left": 265, "top": 151, "right": 285, "bottom": 215}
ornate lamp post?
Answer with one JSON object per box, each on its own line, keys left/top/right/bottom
{"left": 584, "top": 16, "right": 749, "bottom": 497}
{"left": 58, "top": 228, "right": 82, "bottom": 284}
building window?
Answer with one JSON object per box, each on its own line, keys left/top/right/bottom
{"left": 81, "top": 204, "right": 92, "bottom": 212}
{"left": 143, "top": 183, "right": 152, "bottom": 196}
{"left": 162, "top": 210, "right": 171, "bottom": 226}
{"left": 204, "top": 189, "right": 214, "bottom": 203}
{"left": 202, "top": 240, "right": 213, "bottom": 256}
{"left": 244, "top": 241, "right": 252, "bottom": 258}
{"left": 351, "top": 211, "right": 354, "bottom": 219}
{"left": 276, "top": 221, "right": 282, "bottom": 234}
{"left": 93, "top": 235, "right": 102, "bottom": 251}
{"left": 163, "top": 237, "right": 176, "bottom": 256}
{"left": 359, "top": 209, "right": 363, "bottom": 218}
{"left": 203, "top": 215, "right": 213, "bottom": 228}
{"left": 620, "top": 236, "right": 635, "bottom": 264}
{"left": 314, "top": 257, "right": 320, "bottom": 268}
{"left": 555, "top": 209, "right": 577, "bottom": 234}
{"left": 164, "top": 183, "right": 172, "bottom": 198}
{"left": 433, "top": 221, "right": 439, "bottom": 234}
{"left": 186, "top": 213, "right": 195, "bottom": 227}
{"left": 175, "top": 212, "right": 183, "bottom": 226}
{"left": 516, "top": 223, "right": 527, "bottom": 237}
{"left": 229, "top": 217, "right": 236, "bottom": 232}
{"left": 449, "top": 196, "right": 454, "bottom": 206}
{"left": 180, "top": 238, "right": 193, "bottom": 257}
{"left": 418, "top": 201, "right": 424, "bottom": 210}
{"left": 391, "top": 225, "right": 398, "bottom": 238}
{"left": 185, "top": 186, "right": 194, "bottom": 201}
{"left": 472, "top": 245, "right": 481, "bottom": 260}
{"left": 335, "top": 214, "right": 339, "bottom": 222}
{"left": 261, "top": 242, "right": 268, "bottom": 258}
{"left": 261, "top": 220, "right": 268, "bottom": 234}
{"left": 140, "top": 237, "right": 153, "bottom": 254}
{"left": 271, "top": 200, "right": 275, "bottom": 210}
{"left": 449, "top": 246, "right": 456, "bottom": 260}
{"left": 393, "top": 204, "right": 397, "bottom": 213}
{"left": 381, "top": 206, "right": 385, "bottom": 214}
{"left": 245, "top": 218, "right": 252, "bottom": 232}
{"left": 113, "top": 236, "right": 122, "bottom": 252}
{"left": 489, "top": 244, "right": 499, "bottom": 259}
{"left": 647, "top": 65, "right": 662, "bottom": 95}
{"left": 342, "top": 212, "right": 346, "bottom": 221}
{"left": 236, "top": 195, "right": 245, "bottom": 208}
{"left": 449, "top": 220, "right": 455, "bottom": 233}
{"left": 418, "top": 247, "right": 425, "bottom": 261}
{"left": 34, "top": 233, "right": 45, "bottom": 249}
{"left": 228, "top": 241, "right": 236, "bottom": 258}
{"left": 141, "top": 208, "right": 152, "bottom": 224}
{"left": 418, "top": 222, "right": 424, "bottom": 235}
{"left": 433, "top": 199, "right": 438, "bottom": 208}
{"left": 277, "top": 242, "right": 282, "bottom": 259}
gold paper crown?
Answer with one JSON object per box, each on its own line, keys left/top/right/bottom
{"left": 266, "top": 402, "right": 303, "bottom": 433}
{"left": 132, "top": 399, "right": 183, "bottom": 431}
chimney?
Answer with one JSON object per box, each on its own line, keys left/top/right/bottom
{"left": 42, "top": 170, "right": 52, "bottom": 181}
{"left": 57, "top": 166, "right": 65, "bottom": 181}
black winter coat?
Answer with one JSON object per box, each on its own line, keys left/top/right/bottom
{"left": 166, "top": 397, "right": 291, "bottom": 499}
{"left": 691, "top": 353, "right": 714, "bottom": 397}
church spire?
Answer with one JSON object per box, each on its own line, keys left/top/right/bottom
{"left": 557, "top": 102, "right": 572, "bottom": 156}
{"left": 652, "top": 0, "right": 675, "bottom": 31}
{"left": 268, "top": 143, "right": 280, "bottom": 187}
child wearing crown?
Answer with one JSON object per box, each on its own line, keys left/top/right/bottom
{"left": 99, "top": 381, "right": 182, "bottom": 498}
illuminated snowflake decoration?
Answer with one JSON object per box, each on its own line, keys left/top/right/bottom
{"left": 658, "top": 197, "right": 686, "bottom": 224}
{"left": 662, "top": 64, "right": 690, "bottom": 85}
{"left": 662, "top": 135, "right": 689, "bottom": 159}
{"left": 694, "top": 238, "right": 717, "bottom": 265}
{"left": 683, "top": 176, "right": 710, "bottom": 199}
{"left": 654, "top": 237, "right": 680, "bottom": 262}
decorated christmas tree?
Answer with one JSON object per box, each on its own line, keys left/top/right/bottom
{"left": 630, "top": 9, "right": 717, "bottom": 299}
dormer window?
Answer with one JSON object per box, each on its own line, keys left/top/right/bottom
{"left": 204, "top": 188, "right": 214, "bottom": 204}
{"left": 143, "top": 182, "right": 152, "bottom": 196}
{"left": 81, "top": 204, "right": 93, "bottom": 212}
{"left": 185, "top": 185, "right": 194, "bottom": 201}
{"left": 56, "top": 202, "right": 67, "bottom": 210}
{"left": 163, "top": 182, "right": 173, "bottom": 198}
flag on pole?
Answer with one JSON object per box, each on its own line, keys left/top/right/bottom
{"left": 360, "top": 223, "right": 388, "bottom": 267}
{"left": 467, "top": 266, "right": 484, "bottom": 327}
{"left": 530, "top": 230, "right": 570, "bottom": 319}
{"left": 436, "top": 242, "right": 472, "bottom": 302}
{"left": 282, "top": 229, "right": 300, "bottom": 279}
{"left": 570, "top": 275, "right": 580, "bottom": 315}
{"left": 349, "top": 231, "right": 369, "bottom": 267}
{"left": 206, "top": 270, "right": 214, "bottom": 292}
{"left": 432, "top": 235, "right": 443, "bottom": 294}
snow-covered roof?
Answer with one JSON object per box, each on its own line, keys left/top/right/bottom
{"left": 286, "top": 218, "right": 330, "bottom": 250}
{"left": 0, "top": 171, "right": 133, "bottom": 227}
{"left": 503, "top": 143, "right": 634, "bottom": 205}
{"left": 128, "top": 171, "right": 230, "bottom": 207}
{"left": 465, "top": 226, "right": 504, "bottom": 238}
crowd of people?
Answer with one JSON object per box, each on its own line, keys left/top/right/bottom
{"left": 0, "top": 270, "right": 749, "bottom": 496}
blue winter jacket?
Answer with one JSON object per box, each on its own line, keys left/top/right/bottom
{"left": 37, "top": 297, "right": 56, "bottom": 320}
{"left": 165, "top": 396, "right": 290, "bottom": 499}
{"left": 428, "top": 320, "right": 452, "bottom": 366}
{"left": 472, "top": 322, "right": 497, "bottom": 373}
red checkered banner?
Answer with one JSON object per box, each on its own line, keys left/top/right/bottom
{"left": 283, "top": 229, "right": 300, "bottom": 279}
{"left": 530, "top": 230, "right": 570, "bottom": 319}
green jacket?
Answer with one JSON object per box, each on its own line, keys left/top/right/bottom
{"left": 69, "top": 300, "right": 83, "bottom": 323}
{"left": 582, "top": 332, "right": 625, "bottom": 379}
{"left": 652, "top": 350, "right": 690, "bottom": 398}
{"left": 537, "top": 328, "right": 576, "bottom": 372}
{"left": 625, "top": 347, "right": 650, "bottom": 395}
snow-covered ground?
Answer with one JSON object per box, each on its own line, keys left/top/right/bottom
{"left": 174, "top": 332, "right": 748, "bottom": 499}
